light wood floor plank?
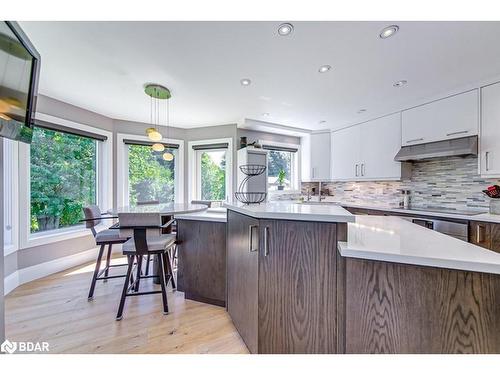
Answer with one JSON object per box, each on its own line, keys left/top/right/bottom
{"left": 5, "top": 256, "right": 248, "bottom": 354}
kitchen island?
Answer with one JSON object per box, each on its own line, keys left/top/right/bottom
{"left": 225, "top": 202, "right": 500, "bottom": 354}
{"left": 225, "top": 202, "right": 354, "bottom": 354}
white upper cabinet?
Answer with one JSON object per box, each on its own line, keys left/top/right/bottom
{"left": 480, "top": 82, "right": 500, "bottom": 177}
{"left": 402, "top": 90, "right": 479, "bottom": 146}
{"left": 359, "top": 113, "right": 402, "bottom": 180}
{"left": 331, "top": 125, "right": 360, "bottom": 180}
{"left": 310, "top": 131, "right": 331, "bottom": 181}
{"left": 331, "top": 113, "right": 404, "bottom": 181}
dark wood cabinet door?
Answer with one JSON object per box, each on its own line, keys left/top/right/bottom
{"left": 489, "top": 223, "right": 500, "bottom": 253}
{"left": 469, "top": 221, "right": 491, "bottom": 249}
{"left": 226, "top": 210, "right": 259, "bottom": 353}
{"left": 257, "top": 219, "right": 339, "bottom": 353}
{"left": 177, "top": 220, "right": 226, "bottom": 306}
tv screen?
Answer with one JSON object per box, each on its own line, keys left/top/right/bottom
{"left": 0, "top": 21, "right": 40, "bottom": 144}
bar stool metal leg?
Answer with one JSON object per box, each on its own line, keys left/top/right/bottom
{"left": 163, "top": 248, "right": 176, "bottom": 290}
{"left": 88, "top": 244, "right": 105, "bottom": 300}
{"left": 157, "top": 253, "right": 169, "bottom": 315}
{"left": 116, "top": 255, "right": 135, "bottom": 321}
{"left": 103, "top": 244, "right": 113, "bottom": 282}
{"left": 145, "top": 254, "right": 151, "bottom": 276}
{"left": 134, "top": 255, "right": 143, "bottom": 292}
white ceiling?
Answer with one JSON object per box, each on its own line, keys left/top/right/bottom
{"left": 19, "top": 21, "right": 500, "bottom": 131}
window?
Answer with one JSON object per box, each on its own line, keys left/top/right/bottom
{"left": 197, "top": 149, "right": 226, "bottom": 201}
{"left": 189, "top": 138, "right": 233, "bottom": 203}
{"left": 263, "top": 143, "right": 300, "bottom": 192}
{"left": 127, "top": 143, "right": 177, "bottom": 204}
{"left": 117, "top": 134, "right": 184, "bottom": 206}
{"left": 30, "top": 126, "right": 98, "bottom": 233}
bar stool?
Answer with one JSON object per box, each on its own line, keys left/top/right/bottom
{"left": 82, "top": 206, "right": 130, "bottom": 301}
{"left": 116, "top": 213, "right": 176, "bottom": 320}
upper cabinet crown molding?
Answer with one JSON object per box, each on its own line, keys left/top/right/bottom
{"left": 401, "top": 89, "right": 479, "bottom": 146}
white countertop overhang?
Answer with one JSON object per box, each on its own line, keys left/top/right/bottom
{"left": 224, "top": 202, "right": 355, "bottom": 223}
{"left": 338, "top": 215, "right": 500, "bottom": 275}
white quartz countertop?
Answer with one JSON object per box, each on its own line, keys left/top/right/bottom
{"left": 294, "top": 197, "right": 500, "bottom": 223}
{"left": 224, "top": 202, "right": 355, "bottom": 223}
{"left": 175, "top": 208, "right": 227, "bottom": 223}
{"left": 338, "top": 215, "right": 500, "bottom": 275}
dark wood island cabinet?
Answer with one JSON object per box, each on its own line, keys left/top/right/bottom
{"left": 176, "top": 214, "right": 227, "bottom": 307}
{"left": 226, "top": 208, "right": 350, "bottom": 354}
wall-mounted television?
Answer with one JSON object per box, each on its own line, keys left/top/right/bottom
{"left": 0, "top": 21, "right": 40, "bottom": 144}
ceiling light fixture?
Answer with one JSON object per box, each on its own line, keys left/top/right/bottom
{"left": 393, "top": 80, "right": 407, "bottom": 87}
{"left": 318, "top": 65, "right": 331, "bottom": 73}
{"left": 262, "top": 112, "right": 270, "bottom": 117}
{"left": 318, "top": 120, "right": 327, "bottom": 124}
{"left": 144, "top": 83, "right": 174, "bottom": 161}
{"left": 357, "top": 109, "right": 367, "bottom": 114}
{"left": 278, "top": 23, "right": 294, "bottom": 36}
{"left": 379, "top": 25, "right": 399, "bottom": 39}
{"left": 240, "top": 78, "right": 251, "bottom": 86}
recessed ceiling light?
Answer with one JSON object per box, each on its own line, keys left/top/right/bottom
{"left": 318, "top": 65, "right": 331, "bottom": 73}
{"left": 318, "top": 120, "right": 327, "bottom": 124}
{"left": 262, "top": 112, "right": 270, "bottom": 117}
{"left": 393, "top": 80, "right": 407, "bottom": 87}
{"left": 240, "top": 78, "right": 251, "bottom": 86}
{"left": 357, "top": 109, "right": 367, "bottom": 114}
{"left": 379, "top": 25, "right": 399, "bottom": 39}
{"left": 278, "top": 23, "right": 294, "bottom": 36}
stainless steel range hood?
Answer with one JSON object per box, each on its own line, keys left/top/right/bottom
{"left": 394, "top": 135, "right": 478, "bottom": 161}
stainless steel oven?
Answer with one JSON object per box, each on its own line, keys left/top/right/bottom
{"left": 401, "top": 217, "right": 469, "bottom": 242}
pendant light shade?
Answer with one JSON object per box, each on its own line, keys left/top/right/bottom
{"left": 163, "top": 152, "right": 174, "bottom": 161}
{"left": 148, "top": 130, "right": 162, "bottom": 142}
{"left": 152, "top": 143, "right": 165, "bottom": 152}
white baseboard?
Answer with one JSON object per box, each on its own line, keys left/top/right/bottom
{"left": 3, "top": 246, "right": 116, "bottom": 296}
{"left": 4, "top": 271, "right": 20, "bottom": 295}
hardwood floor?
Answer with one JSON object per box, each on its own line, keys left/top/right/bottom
{"left": 5, "top": 256, "right": 248, "bottom": 354}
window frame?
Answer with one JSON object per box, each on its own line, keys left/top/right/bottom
{"left": 3, "top": 138, "right": 19, "bottom": 255}
{"left": 263, "top": 140, "right": 301, "bottom": 195}
{"left": 188, "top": 137, "right": 233, "bottom": 203}
{"left": 18, "top": 113, "right": 113, "bottom": 249}
{"left": 116, "top": 133, "right": 184, "bottom": 207}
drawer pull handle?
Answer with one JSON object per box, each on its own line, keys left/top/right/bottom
{"left": 486, "top": 151, "right": 490, "bottom": 171}
{"left": 406, "top": 138, "right": 424, "bottom": 144}
{"left": 248, "top": 225, "right": 258, "bottom": 252}
{"left": 446, "top": 130, "right": 468, "bottom": 137}
{"left": 264, "top": 226, "right": 269, "bottom": 256}
{"left": 355, "top": 164, "right": 359, "bottom": 177}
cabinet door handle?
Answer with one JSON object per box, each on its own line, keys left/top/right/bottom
{"left": 446, "top": 130, "right": 468, "bottom": 137}
{"left": 355, "top": 164, "right": 359, "bottom": 177}
{"left": 406, "top": 138, "right": 424, "bottom": 144}
{"left": 264, "top": 226, "right": 269, "bottom": 256}
{"left": 486, "top": 151, "right": 490, "bottom": 171}
{"left": 361, "top": 163, "right": 365, "bottom": 176}
{"left": 248, "top": 225, "right": 258, "bottom": 252}
{"left": 312, "top": 167, "right": 315, "bottom": 179}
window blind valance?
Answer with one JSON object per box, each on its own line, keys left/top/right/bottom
{"left": 123, "top": 139, "right": 180, "bottom": 149}
{"left": 34, "top": 119, "right": 108, "bottom": 141}
{"left": 191, "top": 143, "right": 229, "bottom": 151}
{"left": 262, "top": 144, "right": 298, "bottom": 153}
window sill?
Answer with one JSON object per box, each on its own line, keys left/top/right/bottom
{"left": 21, "top": 224, "right": 105, "bottom": 249}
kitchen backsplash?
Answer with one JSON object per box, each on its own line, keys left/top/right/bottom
{"left": 298, "top": 156, "right": 500, "bottom": 211}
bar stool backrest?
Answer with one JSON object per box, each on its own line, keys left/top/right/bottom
{"left": 83, "top": 205, "right": 102, "bottom": 237}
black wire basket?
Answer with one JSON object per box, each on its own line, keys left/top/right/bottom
{"left": 235, "top": 164, "right": 267, "bottom": 204}
{"left": 239, "top": 164, "right": 267, "bottom": 176}
{"left": 234, "top": 192, "right": 267, "bottom": 204}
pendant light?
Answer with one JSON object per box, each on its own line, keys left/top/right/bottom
{"left": 144, "top": 83, "right": 174, "bottom": 161}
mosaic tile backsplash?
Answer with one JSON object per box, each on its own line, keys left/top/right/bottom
{"left": 299, "top": 156, "right": 500, "bottom": 211}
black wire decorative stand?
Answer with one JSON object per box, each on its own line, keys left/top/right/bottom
{"left": 235, "top": 164, "right": 267, "bottom": 205}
